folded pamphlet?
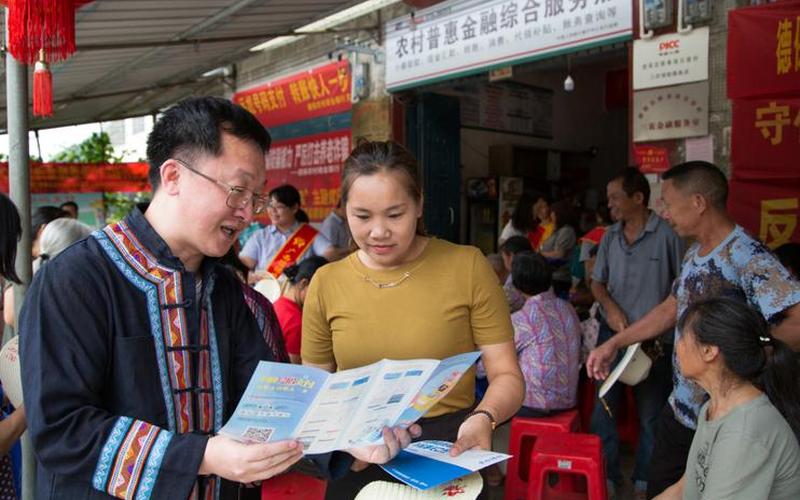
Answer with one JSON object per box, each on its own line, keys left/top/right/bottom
{"left": 219, "top": 351, "right": 481, "bottom": 454}
{"left": 380, "top": 440, "right": 510, "bottom": 490}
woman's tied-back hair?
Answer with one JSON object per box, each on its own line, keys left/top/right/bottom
{"left": 0, "top": 193, "right": 22, "bottom": 283}
{"left": 146, "top": 96, "right": 271, "bottom": 191}
{"left": 341, "top": 140, "right": 426, "bottom": 236}
{"left": 677, "top": 297, "right": 800, "bottom": 438}
{"left": 283, "top": 256, "right": 328, "bottom": 285}
{"left": 38, "top": 218, "right": 93, "bottom": 261}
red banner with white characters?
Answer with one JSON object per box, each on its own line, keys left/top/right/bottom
{"left": 732, "top": 97, "right": 800, "bottom": 177}
{"left": 264, "top": 130, "right": 351, "bottom": 222}
{"left": 728, "top": 1, "right": 800, "bottom": 99}
{"left": 233, "top": 61, "right": 352, "bottom": 129}
{"left": 729, "top": 175, "right": 800, "bottom": 249}
{"left": 0, "top": 162, "right": 149, "bottom": 193}
{"left": 633, "top": 144, "right": 670, "bottom": 173}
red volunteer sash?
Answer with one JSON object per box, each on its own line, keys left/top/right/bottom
{"left": 266, "top": 223, "right": 319, "bottom": 278}
{"left": 527, "top": 226, "right": 546, "bottom": 250}
{"left": 579, "top": 226, "right": 607, "bottom": 245}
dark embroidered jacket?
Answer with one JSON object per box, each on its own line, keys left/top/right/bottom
{"left": 19, "top": 209, "right": 346, "bottom": 500}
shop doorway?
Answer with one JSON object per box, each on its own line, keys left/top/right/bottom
{"left": 407, "top": 93, "right": 461, "bottom": 242}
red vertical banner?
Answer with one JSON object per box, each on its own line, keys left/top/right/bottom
{"left": 728, "top": 176, "right": 800, "bottom": 248}
{"left": 728, "top": 2, "right": 800, "bottom": 248}
{"left": 728, "top": 1, "right": 800, "bottom": 99}
{"left": 265, "top": 130, "right": 351, "bottom": 222}
{"left": 732, "top": 97, "right": 800, "bottom": 177}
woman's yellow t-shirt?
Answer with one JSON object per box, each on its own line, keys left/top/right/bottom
{"left": 301, "top": 238, "right": 512, "bottom": 417}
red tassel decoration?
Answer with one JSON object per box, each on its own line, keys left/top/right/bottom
{"left": 33, "top": 58, "right": 53, "bottom": 117}
{"left": 8, "top": 0, "right": 77, "bottom": 64}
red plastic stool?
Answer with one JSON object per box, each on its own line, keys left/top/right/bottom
{"left": 505, "top": 409, "right": 581, "bottom": 500}
{"left": 261, "top": 472, "right": 327, "bottom": 500}
{"left": 526, "top": 433, "right": 608, "bottom": 500}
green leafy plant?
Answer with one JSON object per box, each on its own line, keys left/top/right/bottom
{"left": 50, "top": 132, "right": 122, "bottom": 163}
{"left": 103, "top": 191, "right": 151, "bottom": 224}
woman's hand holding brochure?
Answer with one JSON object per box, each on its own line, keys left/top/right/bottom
{"left": 347, "top": 424, "right": 423, "bottom": 465}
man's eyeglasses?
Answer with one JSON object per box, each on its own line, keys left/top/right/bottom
{"left": 174, "top": 158, "right": 268, "bottom": 215}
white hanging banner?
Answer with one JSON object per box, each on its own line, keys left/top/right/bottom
{"left": 384, "top": 0, "right": 633, "bottom": 91}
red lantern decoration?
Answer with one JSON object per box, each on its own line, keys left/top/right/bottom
{"left": 33, "top": 52, "right": 53, "bottom": 117}
{"left": 1, "top": 0, "right": 93, "bottom": 117}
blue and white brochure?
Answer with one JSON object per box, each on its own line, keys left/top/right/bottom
{"left": 219, "top": 352, "right": 481, "bottom": 454}
{"left": 380, "top": 440, "right": 511, "bottom": 490}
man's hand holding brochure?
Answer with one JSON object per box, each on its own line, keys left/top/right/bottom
{"left": 219, "top": 351, "right": 510, "bottom": 489}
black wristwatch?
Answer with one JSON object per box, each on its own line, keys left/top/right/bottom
{"left": 464, "top": 409, "right": 497, "bottom": 430}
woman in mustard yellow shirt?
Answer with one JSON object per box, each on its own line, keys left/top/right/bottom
{"left": 302, "top": 140, "right": 525, "bottom": 498}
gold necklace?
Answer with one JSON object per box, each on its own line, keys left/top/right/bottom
{"left": 357, "top": 271, "right": 412, "bottom": 289}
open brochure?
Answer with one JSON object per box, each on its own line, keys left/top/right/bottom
{"left": 219, "top": 351, "right": 481, "bottom": 454}
{"left": 381, "top": 440, "right": 511, "bottom": 491}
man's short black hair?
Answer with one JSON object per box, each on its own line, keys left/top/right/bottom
{"left": 512, "top": 250, "right": 552, "bottom": 296}
{"left": 610, "top": 167, "right": 650, "bottom": 206}
{"left": 59, "top": 201, "right": 78, "bottom": 211}
{"left": 145, "top": 96, "right": 271, "bottom": 191}
{"left": 661, "top": 161, "right": 728, "bottom": 210}
{"left": 499, "top": 235, "right": 533, "bottom": 256}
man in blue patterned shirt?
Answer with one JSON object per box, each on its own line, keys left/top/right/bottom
{"left": 587, "top": 161, "right": 800, "bottom": 499}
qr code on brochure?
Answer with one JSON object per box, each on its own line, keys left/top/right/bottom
{"left": 242, "top": 427, "right": 273, "bottom": 443}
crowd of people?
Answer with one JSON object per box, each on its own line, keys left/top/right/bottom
{"left": 0, "top": 96, "right": 798, "bottom": 500}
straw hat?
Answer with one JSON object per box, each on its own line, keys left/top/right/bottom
{"left": 598, "top": 342, "right": 653, "bottom": 399}
{"left": 355, "top": 473, "right": 483, "bottom": 500}
{"left": 0, "top": 336, "right": 23, "bottom": 407}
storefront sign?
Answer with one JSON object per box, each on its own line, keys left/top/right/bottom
{"left": 729, "top": 175, "right": 800, "bottom": 248}
{"left": 459, "top": 81, "right": 553, "bottom": 137}
{"left": 728, "top": 1, "right": 800, "bottom": 99}
{"left": 633, "top": 144, "right": 670, "bottom": 173}
{"left": 385, "top": 0, "right": 632, "bottom": 91}
{"left": 0, "top": 162, "right": 149, "bottom": 193}
{"left": 633, "top": 81, "right": 708, "bottom": 142}
{"left": 233, "top": 61, "right": 352, "bottom": 128}
{"left": 264, "top": 130, "right": 351, "bottom": 222}
{"left": 731, "top": 97, "right": 800, "bottom": 177}
{"left": 633, "top": 26, "right": 709, "bottom": 90}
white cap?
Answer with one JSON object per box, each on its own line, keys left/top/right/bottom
{"left": 598, "top": 343, "right": 653, "bottom": 399}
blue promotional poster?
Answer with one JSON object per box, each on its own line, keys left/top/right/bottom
{"left": 220, "top": 352, "right": 481, "bottom": 454}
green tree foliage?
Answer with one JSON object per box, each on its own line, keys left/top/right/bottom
{"left": 50, "top": 132, "right": 122, "bottom": 163}
{"left": 104, "top": 191, "right": 151, "bottom": 224}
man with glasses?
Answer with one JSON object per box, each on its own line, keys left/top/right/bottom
{"left": 19, "top": 97, "right": 416, "bottom": 500}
